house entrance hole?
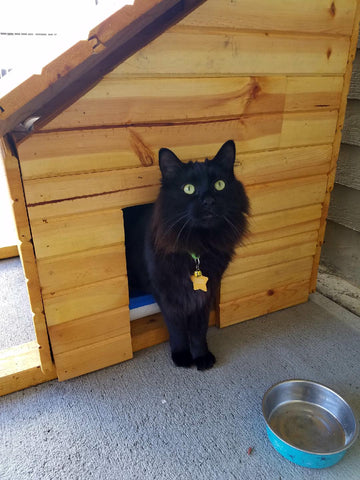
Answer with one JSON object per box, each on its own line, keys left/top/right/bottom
{"left": 123, "top": 203, "right": 160, "bottom": 321}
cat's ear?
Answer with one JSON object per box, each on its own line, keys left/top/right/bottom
{"left": 212, "top": 140, "right": 236, "bottom": 171}
{"left": 159, "top": 148, "right": 183, "bottom": 181}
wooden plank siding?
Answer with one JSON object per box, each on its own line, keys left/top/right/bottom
{"left": 38, "top": 76, "right": 343, "bottom": 132}
{"left": 22, "top": 145, "right": 332, "bottom": 207}
{"left": 21, "top": 111, "right": 337, "bottom": 181}
{"left": 108, "top": 28, "right": 350, "bottom": 77}
{"left": 29, "top": 207, "right": 133, "bottom": 380}
{"left": 177, "top": 0, "right": 357, "bottom": 35}
{"left": 13, "top": 0, "right": 359, "bottom": 379}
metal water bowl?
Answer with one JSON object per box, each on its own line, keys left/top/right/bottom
{"left": 262, "top": 379, "right": 359, "bottom": 468}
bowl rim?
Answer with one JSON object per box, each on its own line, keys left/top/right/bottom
{"left": 262, "top": 379, "right": 359, "bottom": 456}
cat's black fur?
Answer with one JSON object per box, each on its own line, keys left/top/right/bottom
{"left": 124, "top": 140, "right": 249, "bottom": 370}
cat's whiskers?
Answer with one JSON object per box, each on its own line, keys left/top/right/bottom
{"left": 184, "top": 221, "right": 193, "bottom": 248}
{"left": 221, "top": 214, "right": 242, "bottom": 238}
{"left": 174, "top": 217, "right": 192, "bottom": 249}
{"left": 162, "top": 213, "right": 190, "bottom": 238}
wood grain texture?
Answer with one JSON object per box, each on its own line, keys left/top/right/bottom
{"left": 55, "top": 334, "right": 133, "bottom": 381}
{"left": 37, "top": 244, "right": 127, "bottom": 295}
{"left": 48, "top": 307, "right": 131, "bottom": 356}
{"left": 246, "top": 175, "right": 328, "bottom": 216}
{"left": 41, "top": 76, "right": 279, "bottom": 130}
{"left": 130, "top": 310, "right": 216, "bottom": 352}
{"left": 249, "top": 204, "right": 322, "bottom": 239}
{"left": 0, "top": 342, "right": 56, "bottom": 396}
{"left": 0, "top": 342, "right": 40, "bottom": 376}
{"left": 30, "top": 208, "right": 125, "bottom": 259}
{"left": 26, "top": 176, "right": 326, "bottom": 233}
{"left": 18, "top": 242, "right": 53, "bottom": 364}
{"left": 39, "top": 75, "right": 343, "bottom": 131}
{"left": 43, "top": 276, "right": 129, "bottom": 327}
{"left": 27, "top": 185, "right": 160, "bottom": 222}
{"left": 236, "top": 144, "right": 332, "bottom": 185}
{"left": 280, "top": 111, "right": 337, "bottom": 148}
{"left": 114, "top": 28, "right": 349, "bottom": 77}
{"left": 1, "top": 138, "right": 32, "bottom": 242}
{"left": 227, "top": 230, "right": 318, "bottom": 276}
{"left": 131, "top": 314, "right": 169, "bottom": 352}
{"left": 23, "top": 143, "right": 332, "bottom": 207}
{"left": 24, "top": 166, "right": 160, "bottom": 205}
{"left": 0, "top": 245, "right": 18, "bottom": 260}
{"left": 20, "top": 111, "right": 337, "bottom": 182}
{"left": 178, "top": 0, "right": 357, "bottom": 35}
{"left": 284, "top": 76, "right": 343, "bottom": 110}
{"left": 219, "top": 280, "right": 309, "bottom": 328}
{"left": 220, "top": 256, "right": 313, "bottom": 304}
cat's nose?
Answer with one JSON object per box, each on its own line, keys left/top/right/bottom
{"left": 201, "top": 195, "right": 215, "bottom": 208}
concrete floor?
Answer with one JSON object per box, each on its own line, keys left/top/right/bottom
{"left": 0, "top": 257, "right": 35, "bottom": 350}
{"left": 1, "top": 290, "right": 359, "bottom": 480}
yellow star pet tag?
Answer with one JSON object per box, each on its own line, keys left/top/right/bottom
{"left": 191, "top": 270, "right": 208, "bottom": 292}
{"left": 189, "top": 253, "right": 208, "bottom": 292}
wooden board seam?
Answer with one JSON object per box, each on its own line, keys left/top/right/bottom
{"left": 36, "top": 241, "right": 125, "bottom": 262}
{"left": 220, "top": 279, "right": 310, "bottom": 307}
{"left": 239, "top": 229, "right": 318, "bottom": 251}
{"left": 31, "top": 205, "right": 125, "bottom": 223}
{"left": 248, "top": 216, "right": 322, "bottom": 242}
{"left": 27, "top": 173, "right": 328, "bottom": 209}
{"left": 20, "top": 142, "right": 334, "bottom": 182}
{"left": 28, "top": 108, "right": 340, "bottom": 135}
{"left": 42, "top": 274, "right": 129, "bottom": 301}
{"left": 224, "top": 252, "right": 315, "bottom": 279}
{"left": 48, "top": 311, "right": 131, "bottom": 356}
{"left": 26, "top": 184, "right": 160, "bottom": 208}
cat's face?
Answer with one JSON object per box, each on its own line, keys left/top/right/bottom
{"left": 158, "top": 140, "right": 249, "bottom": 235}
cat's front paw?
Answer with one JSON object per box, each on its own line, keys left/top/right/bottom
{"left": 194, "top": 351, "right": 216, "bottom": 371}
{"left": 171, "top": 350, "right": 193, "bottom": 368}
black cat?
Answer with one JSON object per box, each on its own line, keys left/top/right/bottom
{"left": 124, "top": 140, "right": 249, "bottom": 370}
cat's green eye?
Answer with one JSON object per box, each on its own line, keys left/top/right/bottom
{"left": 214, "top": 180, "right": 226, "bottom": 191}
{"left": 183, "top": 184, "right": 195, "bottom": 195}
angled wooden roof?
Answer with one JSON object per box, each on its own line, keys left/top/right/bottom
{"left": 0, "top": 0, "right": 206, "bottom": 142}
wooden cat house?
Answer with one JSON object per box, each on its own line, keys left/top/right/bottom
{"left": 1, "top": 0, "right": 359, "bottom": 395}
